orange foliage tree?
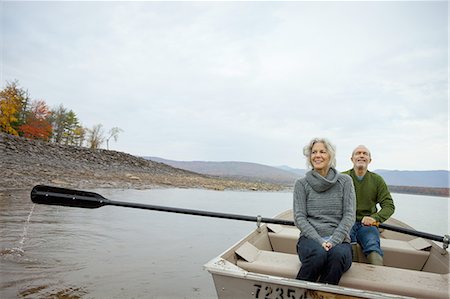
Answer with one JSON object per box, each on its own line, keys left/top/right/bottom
{"left": 19, "top": 100, "right": 53, "bottom": 140}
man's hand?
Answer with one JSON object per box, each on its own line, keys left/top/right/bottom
{"left": 361, "top": 216, "right": 377, "bottom": 226}
{"left": 322, "top": 242, "right": 333, "bottom": 251}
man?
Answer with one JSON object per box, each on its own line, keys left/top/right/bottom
{"left": 343, "top": 145, "right": 395, "bottom": 266}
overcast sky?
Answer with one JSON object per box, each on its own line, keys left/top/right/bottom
{"left": 1, "top": 1, "right": 448, "bottom": 171}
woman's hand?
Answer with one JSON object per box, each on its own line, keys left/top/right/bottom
{"left": 322, "top": 242, "right": 333, "bottom": 251}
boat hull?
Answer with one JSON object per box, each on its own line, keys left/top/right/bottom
{"left": 206, "top": 257, "right": 407, "bottom": 299}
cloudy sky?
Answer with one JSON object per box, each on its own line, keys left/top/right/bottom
{"left": 1, "top": 1, "right": 448, "bottom": 171}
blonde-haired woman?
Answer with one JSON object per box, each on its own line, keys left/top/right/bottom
{"left": 293, "top": 138, "right": 356, "bottom": 284}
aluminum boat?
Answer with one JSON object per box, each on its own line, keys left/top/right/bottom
{"left": 204, "top": 210, "right": 449, "bottom": 299}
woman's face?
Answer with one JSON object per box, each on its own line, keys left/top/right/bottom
{"left": 310, "top": 142, "right": 330, "bottom": 172}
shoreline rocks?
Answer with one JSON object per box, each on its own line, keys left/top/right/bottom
{"left": 1, "top": 133, "right": 285, "bottom": 192}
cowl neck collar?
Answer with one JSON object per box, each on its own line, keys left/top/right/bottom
{"left": 305, "top": 167, "right": 339, "bottom": 192}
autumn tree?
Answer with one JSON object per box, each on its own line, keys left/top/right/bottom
{"left": 106, "top": 127, "right": 123, "bottom": 150}
{"left": 0, "top": 80, "right": 30, "bottom": 135}
{"left": 19, "top": 100, "right": 52, "bottom": 140}
{"left": 87, "top": 124, "right": 105, "bottom": 149}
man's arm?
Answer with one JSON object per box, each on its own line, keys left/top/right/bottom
{"left": 372, "top": 176, "right": 395, "bottom": 223}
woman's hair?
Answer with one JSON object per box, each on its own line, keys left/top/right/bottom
{"left": 303, "top": 138, "right": 336, "bottom": 169}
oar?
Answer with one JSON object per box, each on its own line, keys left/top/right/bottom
{"left": 30, "top": 185, "right": 449, "bottom": 248}
{"left": 30, "top": 185, "right": 294, "bottom": 226}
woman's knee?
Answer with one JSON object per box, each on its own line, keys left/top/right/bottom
{"left": 329, "top": 244, "right": 352, "bottom": 265}
{"left": 301, "top": 250, "right": 328, "bottom": 270}
{"left": 297, "top": 238, "right": 327, "bottom": 264}
{"left": 297, "top": 237, "right": 321, "bottom": 254}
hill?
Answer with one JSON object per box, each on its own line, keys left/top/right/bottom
{"left": 146, "top": 157, "right": 299, "bottom": 185}
{"left": 0, "top": 133, "right": 283, "bottom": 192}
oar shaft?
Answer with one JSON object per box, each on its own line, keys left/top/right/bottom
{"left": 106, "top": 199, "right": 295, "bottom": 226}
{"left": 110, "top": 200, "right": 447, "bottom": 244}
{"left": 379, "top": 223, "right": 444, "bottom": 243}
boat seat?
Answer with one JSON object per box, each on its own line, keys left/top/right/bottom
{"left": 235, "top": 240, "right": 301, "bottom": 278}
{"left": 267, "top": 224, "right": 300, "bottom": 254}
{"left": 235, "top": 241, "right": 449, "bottom": 299}
{"left": 267, "top": 224, "right": 431, "bottom": 270}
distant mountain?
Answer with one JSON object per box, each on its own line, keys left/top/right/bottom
{"left": 374, "top": 170, "right": 449, "bottom": 188}
{"left": 144, "top": 157, "right": 300, "bottom": 185}
{"left": 276, "top": 165, "right": 307, "bottom": 177}
{"left": 144, "top": 157, "right": 449, "bottom": 190}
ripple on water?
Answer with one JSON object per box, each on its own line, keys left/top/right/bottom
{"left": 19, "top": 284, "right": 88, "bottom": 299}
{"left": 0, "top": 247, "right": 25, "bottom": 257}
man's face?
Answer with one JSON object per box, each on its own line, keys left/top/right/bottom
{"left": 351, "top": 146, "right": 372, "bottom": 170}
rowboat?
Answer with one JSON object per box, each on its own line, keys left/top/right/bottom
{"left": 29, "top": 185, "right": 450, "bottom": 299}
{"left": 204, "top": 210, "right": 450, "bottom": 299}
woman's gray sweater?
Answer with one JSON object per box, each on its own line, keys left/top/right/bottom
{"left": 293, "top": 167, "right": 356, "bottom": 246}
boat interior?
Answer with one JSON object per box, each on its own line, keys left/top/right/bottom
{"left": 221, "top": 210, "right": 450, "bottom": 299}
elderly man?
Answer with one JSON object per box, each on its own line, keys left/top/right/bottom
{"left": 343, "top": 145, "right": 395, "bottom": 265}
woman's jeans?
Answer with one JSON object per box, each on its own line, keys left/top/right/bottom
{"left": 350, "top": 222, "right": 383, "bottom": 256}
{"left": 296, "top": 236, "right": 352, "bottom": 285}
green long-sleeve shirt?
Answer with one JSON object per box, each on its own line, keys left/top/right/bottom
{"left": 342, "top": 169, "right": 395, "bottom": 223}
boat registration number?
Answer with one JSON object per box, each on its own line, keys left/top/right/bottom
{"left": 253, "top": 284, "right": 322, "bottom": 299}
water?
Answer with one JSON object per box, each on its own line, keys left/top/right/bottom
{"left": 0, "top": 188, "right": 448, "bottom": 298}
{"left": 392, "top": 193, "right": 449, "bottom": 237}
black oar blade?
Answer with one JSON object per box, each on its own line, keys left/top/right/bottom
{"left": 31, "top": 185, "right": 107, "bottom": 209}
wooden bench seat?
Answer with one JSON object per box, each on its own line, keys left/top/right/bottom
{"left": 267, "top": 224, "right": 432, "bottom": 270}
{"left": 235, "top": 241, "right": 449, "bottom": 299}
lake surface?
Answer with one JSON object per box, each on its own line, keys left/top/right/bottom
{"left": 1, "top": 188, "right": 448, "bottom": 298}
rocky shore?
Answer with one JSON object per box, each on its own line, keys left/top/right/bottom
{"left": 0, "top": 133, "right": 285, "bottom": 192}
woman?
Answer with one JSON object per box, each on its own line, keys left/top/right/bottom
{"left": 293, "top": 138, "right": 355, "bottom": 285}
